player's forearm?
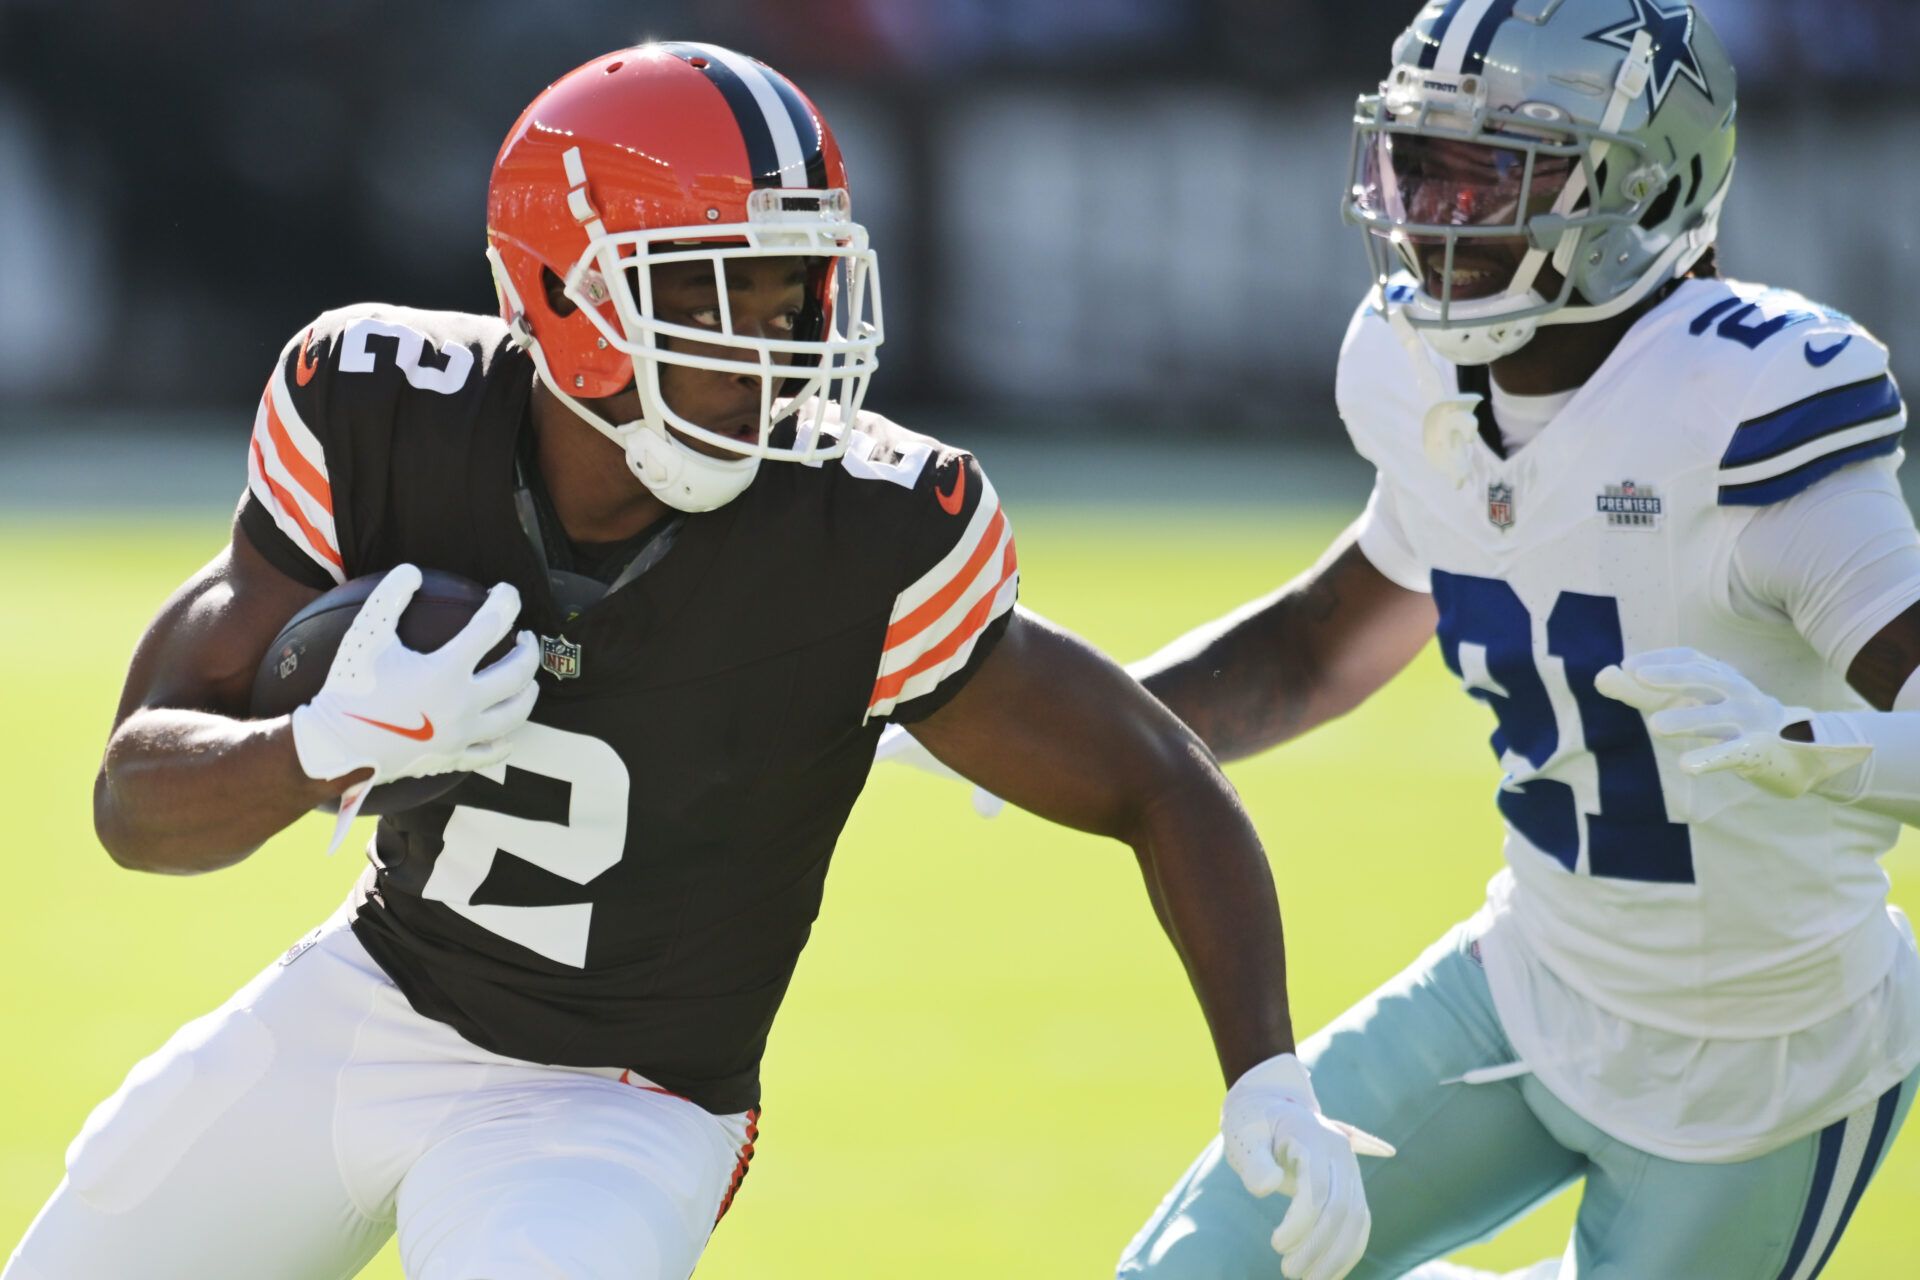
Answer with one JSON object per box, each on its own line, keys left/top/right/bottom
{"left": 1799, "top": 708, "right": 1920, "bottom": 828}
{"left": 1131, "top": 591, "right": 1333, "bottom": 764}
{"left": 94, "top": 710, "right": 353, "bottom": 873}
{"left": 1129, "top": 763, "right": 1296, "bottom": 1085}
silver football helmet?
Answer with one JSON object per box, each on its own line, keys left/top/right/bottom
{"left": 1345, "top": 0, "right": 1738, "bottom": 364}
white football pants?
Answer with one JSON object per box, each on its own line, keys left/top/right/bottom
{"left": 4, "top": 897, "right": 756, "bottom": 1280}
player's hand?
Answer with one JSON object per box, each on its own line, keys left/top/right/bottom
{"left": 290, "top": 564, "right": 541, "bottom": 787}
{"left": 1220, "top": 1053, "right": 1395, "bottom": 1280}
{"left": 872, "top": 723, "right": 1005, "bottom": 818}
{"left": 1595, "top": 648, "right": 1868, "bottom": 798}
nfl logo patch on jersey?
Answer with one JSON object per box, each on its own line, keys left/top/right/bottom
{"left": 540, "top": 634, "right": 582, "bottom": 680}
{"left": 1597, "top": 480, "right": 1663, "bottom": 530}
{"left": 1487, "top": 482, "right": 1516, "bottom": 531}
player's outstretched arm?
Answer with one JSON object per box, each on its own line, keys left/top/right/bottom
{"left": 908, "top": 608, "right": 1388, "bottom": 1279}
{"left": 1130, "top": 523, "right": 1436, "bottom": 764}
{"left": 1598, "top": 629, "right": 1920, "bottom": 827}
{"left": 907, "top": 606, "right": 1292, "bottom": 1083}
{"left": 93, "top": 520, "right": 352, "bottom": 873}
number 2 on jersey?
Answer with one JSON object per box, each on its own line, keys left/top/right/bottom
{"left": 338, "top": 318, "right": 476, "bottom": 394}
{"left": 1432, "top": 571, "right": 1694, "bottom": 885}
{"left": 422, "top": 722, "right": 628, "bottom": 966}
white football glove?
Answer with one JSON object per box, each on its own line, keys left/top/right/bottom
{"left": 1594, "top": 648, "right": 1869, "bottom": 799}
{"left": 872, "top": 723, "right": 1005, "bottom": 818}
{"left": 290, "top": 563, "right": 541, "bottom": 790}
{"left": 1220, "top": 1053, "right": 1395, "bottom": 1280}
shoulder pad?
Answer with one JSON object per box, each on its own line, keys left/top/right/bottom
{"left": 1702, "top": 285, "right": 1904, "bottom": 508}
{"left": 284, "top": 304, "right": 504, "bottom": 403}
{"left": 849, "top": 418, "right": 1017, "bottom": 722}
{"left": 1336, "top": 285, "right": 1443, "bottom": 476}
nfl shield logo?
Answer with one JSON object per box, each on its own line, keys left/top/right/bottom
{"left": 540, "top": 634, "right": 582, "bottom": 680}
{"left": 1487, "top": 482, "right": 1516, "bottom": 531}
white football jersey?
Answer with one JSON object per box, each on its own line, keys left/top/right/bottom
{"left": 1341, "top": 276, "right": 1920, "bottom": 1160}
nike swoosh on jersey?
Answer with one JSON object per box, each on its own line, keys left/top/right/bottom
{"left": 935, "top": 464, "right": 966, "bottom": 515}
{"left": 1805, "top": 336, "right": 1854, "bottom": 368}
{"left": 296, "top": 328, "right": 320, "bottom": 385}
{"left": 343, "top": 711, "right": 434, "bottom": 741}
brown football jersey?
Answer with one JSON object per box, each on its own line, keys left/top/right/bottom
{"left": 240, "top": 303, "right": 1018, "bottom": 1112}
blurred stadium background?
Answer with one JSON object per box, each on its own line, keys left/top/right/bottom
{"left": 4, "top": 1, "right": 1919, "bottom": 1275}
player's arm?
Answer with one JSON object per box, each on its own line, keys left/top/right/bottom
{"left": 1601, "top": 354, "right": 1920, "bottom": 820}
{"left": 94, "top": 517, "right": 355, "bottom": 873}
{"left": 908, "top": 609, "right": 1389, "bottom": 1276}
{"left": 97, "top": 520, "right": 540, "bottom": 875}
{"left": 1131, "top": 520, "right": 1437, "bottom": 764}
{"left": 908, "top": 606, "right": 1291, "bottom": 1083}
{"left": 1843, "top": 602, "right": 1920, "bottom": 711}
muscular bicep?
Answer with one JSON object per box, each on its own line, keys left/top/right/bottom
{"left": 1133, "top": 521, "right": 1437, "bottom": 762}
{"left": 113, "top": 513, "right": 326, "bottom": 729}
{"left": 904, "top": 609, "right": 1212, "bottom": 839}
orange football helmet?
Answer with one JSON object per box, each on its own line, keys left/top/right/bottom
{"left": 486, "top": 43, "right": 883, "bottom": 511}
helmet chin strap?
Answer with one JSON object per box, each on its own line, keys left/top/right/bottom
{"left": 623, "top": 418, "right": 760, "bottom": 513}
{"left": 541, "top": 374, "right": 759, "bottom": 515}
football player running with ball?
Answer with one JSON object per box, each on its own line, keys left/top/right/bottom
{"left": 5, "top": 45, "right": 1380, "bottom": 1280}
{"left": 1111, "top": 1, "right": 1920, "bottom": 1277}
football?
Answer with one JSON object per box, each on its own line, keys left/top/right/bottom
{"left": 251, "top": 568, "right": 509, "bottom": 815}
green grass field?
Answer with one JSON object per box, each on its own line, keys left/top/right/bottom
{"left": 3, "top": 507, "right": 1916, "bottom": 1277}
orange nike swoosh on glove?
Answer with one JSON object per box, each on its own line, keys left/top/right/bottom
{"left": 343, "top": 712, "right": 434, "bottom": 741}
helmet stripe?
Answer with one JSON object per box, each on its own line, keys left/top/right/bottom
{"left": 702, "top": 45, "right": 812, "bottom": 189}
{"left": 1459, "top": 0, "right": 1522, "bottom": 75}
{"left": 759, "top": 68, "right": 830, "bottom": 191}
{"left": 660, "top": 43, "right": 799, "bottom": 189}
{"left": 1429, "top": 0, "right": 1506, "bottom": 74}
{"left": 1416, "top": 0, "right": 1473, "bottom": 70}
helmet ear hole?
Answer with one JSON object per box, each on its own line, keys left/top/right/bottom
{"left": 1639, "top": 175, "right": 1683, "bottom": 232}
{"left": 540, "top": 266, "right": 579, "bottom": 319}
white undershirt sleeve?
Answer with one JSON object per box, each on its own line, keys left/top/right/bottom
{"left": 1353, "top": 473, "right": 1432, "bottom": 595}
{"left": 1729, "top": 455, "right": 1920, "bottom": 676}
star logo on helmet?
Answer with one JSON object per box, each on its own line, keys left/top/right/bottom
{"left": 1586, "top": 0, "right": 1711, "bottom": 112}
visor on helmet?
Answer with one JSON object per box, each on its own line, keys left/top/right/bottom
{"left": 1357, "top": 134, "right": 1577, "bottom": 235}
{"left": 1355, "top": 131, "right": 1581, "bottom": 309}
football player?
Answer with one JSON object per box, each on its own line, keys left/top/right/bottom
{"left": 4, "top": 45, "right": 1380, "bottom": 1280}
{"left": 1103, "top": 1, "right": 1920, "bottom": 1277}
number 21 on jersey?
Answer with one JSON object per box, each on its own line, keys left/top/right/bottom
{"left": 1432, "top": 571, "right": 1695, "bottom": 885}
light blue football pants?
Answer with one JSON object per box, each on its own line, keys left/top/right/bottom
{"left": 1118, "top": 921, "right": 1918, "bottom": 1280}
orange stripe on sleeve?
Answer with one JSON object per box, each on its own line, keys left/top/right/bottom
{"left": 251, "top": 438, "right": 343, "bottom": 570}
{"left": 869, "top": 538, "right": 1017, "bottom": 709}
{"left": 881, "top": 507, "right": 1007, "bottom": 653}
{"left": 263, "top": 389, "right": 333, "bottom": 512}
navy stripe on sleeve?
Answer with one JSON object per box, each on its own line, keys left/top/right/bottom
{"left": 1722, "top": 375, "right": 1904, "bottom": 470}
{"left": 1719, "top": 432, "right": 1902, "bottom": 507}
